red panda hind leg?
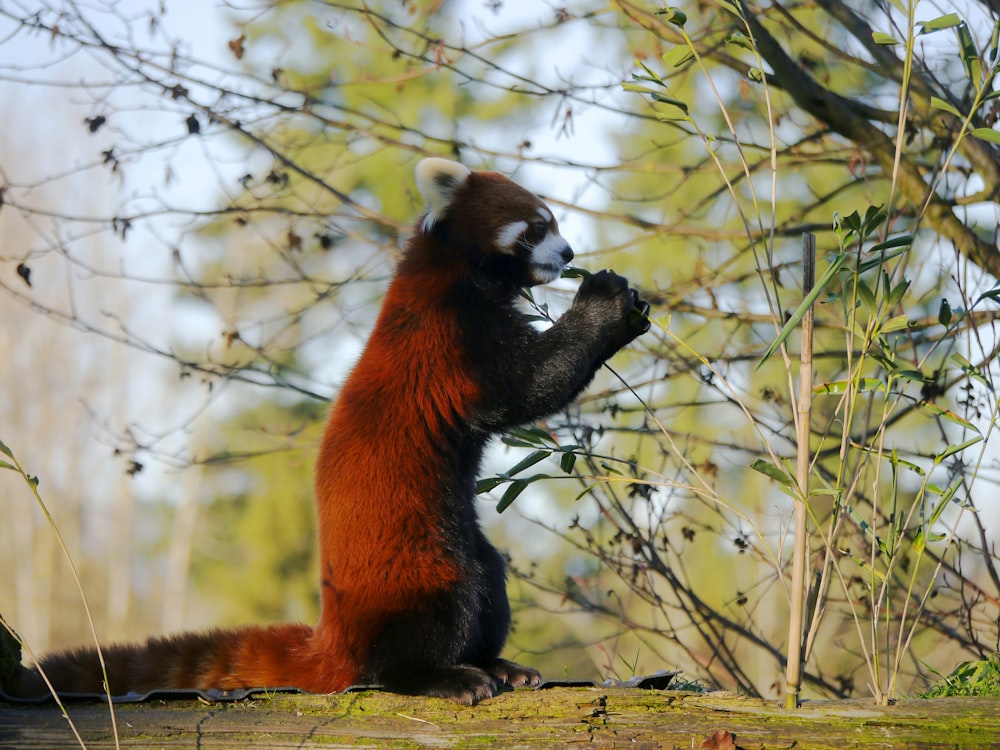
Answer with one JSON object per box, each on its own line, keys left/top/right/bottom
{"left": 349, "top": 536, "right": 540, "bottom": 705}
{"left": 481, "top": 658, "right": 541, "bottom": 689}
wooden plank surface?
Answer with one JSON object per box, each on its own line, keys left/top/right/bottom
{"left": 3, "top": 687, "right": 999, "bottom": 749}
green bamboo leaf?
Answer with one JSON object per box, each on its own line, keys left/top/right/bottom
{"left": 496, "top": 478, "right": 530, "bottom": 513}
{"left": 632, "top": 61, "right": 664, "bottom": 84}
{"left": 0, "top": 460, "right": 15, "bottom": 472}
{"left": 560, "top": 450, "right": 577, "bottom": 474}
{"left": 919, "top": 401, "right": 980, "bottom": 432}
{"left": 949, "top": 353, "right": 993, "bottom": 391}
{"left": 858, "top": 242, "right": 910, "bottom": 272}
{"left": 502, "top": 450, "right": 551, "bottom": 477}
{"left": 494, "top": 472, "right": 553, "bottom": 513}
{"left": 756, "top": 252, "right": 849, "bottom": 370}
{"left": 501, "top": 427, "right": 554, "bottom": 448}
{"left": 881, "top": 314, "right": 910, "bottom": 333}
{"left": 956, "top": 22, "right": 982, "bottom": 89}
{"left": 918, "top": 13, "right": 963, "bottom": 33}
{"left": 929, "top": 96, "right": 962, "bottom": 116}
{"left": 838, "top": 545, "right": 887, "bottom": 580}
{"left": 0, "top": 439, "right": 12, "bottom": 459}
{"left": 725, "top": 32, "right": 754, "bottom": 50}
{"left": 856, "top": 278, "right": 876, "bottom": 312}
{"left": 750, "top": 458, "right": 795, "bottom": 488}
{"left": 872, "top": 31, "right": 899, "bottom": 45}
{"left": 501, "top": 436, "right": 538, "bottom": 448}
{"left": 663, "top": 46, "right": 694, "bottom": 68}
{"left": 888, "top": 278, "right": 911, "bottom": 307}
{"left": 476, "top": 476, "right": 505, "bottom": 494}
{"left": 977, "top": 285, "right": 1000, "bottom": 303}
{"left": 893, "top": 368, "right": 927, "bottom": 382}
{"left": 840, "top": 211, "right": 861, "bottom": 234}
{"left": 913, "top": 529, "right": 946, "bottom": 553}
{"left": 868, "top": 234, "right": 913, "bottom": 253}
{"left": 970, "top": 127, "right": 1000, "bottom": 144}
{"left": 651, "top": 92, "right": 689, "bottom": 110}
{"left": 809, "top": 488, "right": 842, "bottom": 498}
{"left": 654, "top": 104, "right": 691, "bottom": 122}
{"left": 893, "top": 457, "right": 926, "bottom": 475}
{"left": 599, "top": 461, "right": 623, "bottom": 476}
{"left": 716, "top": 0, "right": 742, "bottom": 18}
{"left": 814, "top": 378, "right": 884, "bottom": 395}
{"left": 846, "top": 506, "right": 887, "bottom": 555}
{"left": 934, "top": 436, "right": 983, "bottom": 464}
{"left": 853, "top": 444, "right": 925, "bottom": 474}
{"left": 938, "top": 298, "right": 953, "bottom": 326}
{"left": 862, "top": 204, "right": 887, "bottom": 236}
{"left": 622, "top": 82, "right": 659, "bottom": 96}
{"left": 926, "top": 480, "right": 962, "bottom": 528}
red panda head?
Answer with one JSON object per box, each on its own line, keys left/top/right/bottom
{"left": 414, "top": 158, "right": 574, "bottom": 286}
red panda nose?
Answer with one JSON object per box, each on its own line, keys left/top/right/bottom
{"left": 560, "top": 245, "right": 574, "bottom": 264}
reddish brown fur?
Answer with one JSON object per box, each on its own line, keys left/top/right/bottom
{"left": 308, "top": 254, "right": 474, "bottom": 690}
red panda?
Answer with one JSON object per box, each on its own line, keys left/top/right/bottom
{"left": 6, "top": 158, "right": 650, "bottom": 705}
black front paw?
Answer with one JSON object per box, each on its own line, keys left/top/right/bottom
{"left": 627, "top": 293, "right": 651, "bottom": 337}
{"left": 575, "top": 269, "right": 650, "bottom": 354}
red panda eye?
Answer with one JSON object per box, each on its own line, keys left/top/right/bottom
{"left": 531, "top": 221, "right": 547, "bottom": 238}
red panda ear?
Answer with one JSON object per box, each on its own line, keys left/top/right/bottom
{"left": 416, "top": 158, "right": 472, "bottom": 231}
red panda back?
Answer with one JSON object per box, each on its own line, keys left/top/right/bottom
{"left": 312, "top": 261, "right": 474, "bottom": 674}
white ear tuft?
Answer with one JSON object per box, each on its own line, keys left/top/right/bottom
{"left": 416, "top": 158, "right": 472, "bottom": 231}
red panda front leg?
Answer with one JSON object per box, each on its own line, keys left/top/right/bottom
{"left": 479, "top": 270, "right": 649, "bottom": 430}
{"left": 534, "top": 269, "right": 649, "bottom": 405}
{"left": 569, "top": 269, "right": 652, "bottom": 364}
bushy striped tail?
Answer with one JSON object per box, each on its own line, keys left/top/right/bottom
{"left": 9, "top": 622, "right": 326, "bottom": 698}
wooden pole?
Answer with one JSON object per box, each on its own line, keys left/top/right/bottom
{"left": 785, "top": 233, "right": 815, "bottom": 708}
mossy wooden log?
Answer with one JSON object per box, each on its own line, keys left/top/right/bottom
{"left": 2, "top": 688, "right": 999, "bottom": 749}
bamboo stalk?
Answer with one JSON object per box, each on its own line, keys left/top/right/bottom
{"left": 785, "top": 233, "right": 815, "bottom": 708}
